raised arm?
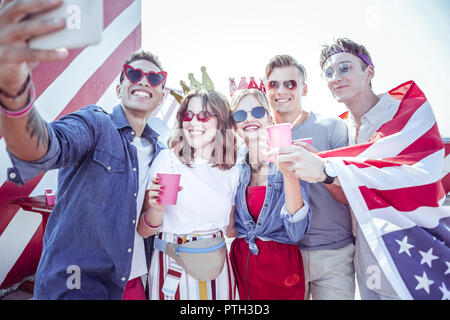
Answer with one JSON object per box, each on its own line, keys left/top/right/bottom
{"left": 0, "top": 0, "right": 68, "bottom": 161}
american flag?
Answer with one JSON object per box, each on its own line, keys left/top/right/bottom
{"left": 0, "top": 0, "right": 180, "bottom": 291}
{"left": 320, "top": 80, "right": 450, "bottom": 300}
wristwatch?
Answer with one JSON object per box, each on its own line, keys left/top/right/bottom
{"left": 322, "top": 161, "right": 337, "bottom": 184}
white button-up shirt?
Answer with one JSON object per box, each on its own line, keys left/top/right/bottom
{"left": 346, "top": 93, "right": 401, "bottom": 298}
{"left": 347, "top": 93, "right": 400, "bottom": 145}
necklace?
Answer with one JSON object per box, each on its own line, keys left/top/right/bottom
{"left": 290, "top": 110, "right": 309, "bottom": 129}
{"left": 250, "top": 161, "right": 267, "bottom": 174}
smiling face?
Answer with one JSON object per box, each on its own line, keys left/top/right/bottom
{"left": 234, "top": 94, "right": 271, "bottom": 143}
{"left": 266, "top": 66, "right": 307, "bottom": 118}
{"left": 116, "top": 59, "right": 165, "bottom": 117}
{"left": 322, "top": 52, "right": 374, "bottom": 105}
{"left": 182, "top": 96, "right": 219, "bottom": 153}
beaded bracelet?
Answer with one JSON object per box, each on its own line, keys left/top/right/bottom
{"left": 0, "top": 80, "right": 36, "bottom": 118}
{"left": 143, "top": 213, "right": 161, "bottom": 229}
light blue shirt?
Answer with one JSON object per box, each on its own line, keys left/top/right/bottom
{"left": 233, "top": 147, "right": 311, "bottom": 255}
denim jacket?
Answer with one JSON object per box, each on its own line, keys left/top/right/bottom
{"left": 233, "top": 148, "right": 311, "bottom": 255}
{"left": 7, "top": 105, "right": 164, "bottom": 299}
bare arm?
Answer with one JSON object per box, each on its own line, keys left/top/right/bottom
{"left": 272, "top": 147, "right": 304, "bottom": 215}
{"left": 282, "top": 172, "right": 304, "bottom": 215}
{"left": 0, "top": 0, "right": 68, "bottom": 161}
{"left": 323, "top": 180, "right": 349, "bottom": 205}
{"left": 225, "top": 206, "right": 237, "bottom": 238}
{"left": 137, "top": 178, "right": 166, "bottom": 238}
{"left": 138, "top": 207, "right": 164, "bottom": 238}
{"left": 137, "top": 178, "right": 184, "bottom": 238}
{"left": 1, "top": 104, "right": 51, "bottom": 161}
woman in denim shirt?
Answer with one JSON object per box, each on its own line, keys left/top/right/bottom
{"left": 229, "top": 89, "right": 311, "bottom": 300}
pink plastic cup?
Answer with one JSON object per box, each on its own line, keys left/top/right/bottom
{"left": 266, "top": 123, "right": 292, "bottom": 148}
{"left": 292, "top": 137, "right": 313, "bottom": 146}
{"left": 44, "top": 189, "right": 56, "bottom": 206}
{"left": 157, "top": 173, "right": 181, "bottom": 205}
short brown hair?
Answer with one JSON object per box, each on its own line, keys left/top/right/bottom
{"left": 319, "top": 38, "right": 372, "bottom": 70}
{"left": 265, "top": 55, "right": 307, "bottom": 82}
{"left": 168, "top": 90, "right": 237, "bottom": 170}
{"left": 119, "top": 50, "right": 163, "bottom": 83}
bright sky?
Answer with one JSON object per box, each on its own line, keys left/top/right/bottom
{"left": 142, "top": 0, "right": 450, "bottom": 136}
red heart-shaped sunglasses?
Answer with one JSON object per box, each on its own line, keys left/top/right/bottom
{"left": 122, "top": 64, "right": 167, "bottom": 87}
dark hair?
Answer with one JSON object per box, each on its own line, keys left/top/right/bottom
{"left": 265, "top": 54, "right": 307, "bottom": 82}
{"left": 168, "top": 90, "right": 237, "bottom": 170}
{"left": 119, "top": 50, "right": 163, "bottom": 83}
{"left": 319, "top": 38, "right": 372, "bottom": 70}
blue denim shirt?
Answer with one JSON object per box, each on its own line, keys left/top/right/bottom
{"left": 7, "top": 105, "right": 164, "bottom": 299}
{"left": 234, "top": 148, "right": 311, "bottom": 255}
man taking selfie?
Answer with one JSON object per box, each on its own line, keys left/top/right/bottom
{"left": 0, "top": 0, "right": 166, "bottom": 299}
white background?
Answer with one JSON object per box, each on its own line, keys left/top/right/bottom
{"left": 142, "top": 0, "right": 450, "bottom": 137}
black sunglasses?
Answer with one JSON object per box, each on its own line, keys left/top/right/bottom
{"left": 232, "top": 106, "right": 266, "bottom": 123}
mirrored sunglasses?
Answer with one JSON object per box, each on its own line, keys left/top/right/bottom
{"left": 267, "top": 80, "right": 298, "bottom": 90}
{"left": 321, "top": 62, "right": 353, "bottom": 80}
{"left": 232, "top": 106, "right": 266, "bottom": 123}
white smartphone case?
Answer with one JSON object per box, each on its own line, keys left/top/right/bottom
{"left": 28, "top": 0, "right": 103, "bottom": 50}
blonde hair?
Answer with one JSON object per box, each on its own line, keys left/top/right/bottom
{"left": 168, "top": 90, "right": 237, "bottom": 170}
{"left": 230, "top": 89, "right": 274, "bottom": 124}
{"left": 265, "top": 55, "right": 307, "bottom": 82}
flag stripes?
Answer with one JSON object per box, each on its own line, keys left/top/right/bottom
{"left": 320, "top": 80, "right": 449, "bottom": 300}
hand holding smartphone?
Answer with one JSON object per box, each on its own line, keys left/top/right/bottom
{"left": 28, "top": 0, "right": 103, "bottom": 50}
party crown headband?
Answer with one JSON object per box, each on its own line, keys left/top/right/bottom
{"left": 170, "top": 66, "right": 215, "bottom": 104}
{"left": 229, "top": 76, "right": 266, "bottom": 97}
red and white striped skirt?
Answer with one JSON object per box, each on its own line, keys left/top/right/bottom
{"left": 148, "top": 229, "right": 238, "bottom": 300}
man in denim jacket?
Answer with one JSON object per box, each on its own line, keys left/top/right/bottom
{"left": 0, "top": 1, "right": 165, "bottom": 299}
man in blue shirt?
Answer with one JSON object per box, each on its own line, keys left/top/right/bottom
{"left": 0, "top": 1, "right": 165, "bottom": 299}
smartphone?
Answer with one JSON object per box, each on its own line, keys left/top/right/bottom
{"left": 28, "top": 0, "right": 103, "bottom": 50}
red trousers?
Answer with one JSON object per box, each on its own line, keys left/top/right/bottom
{"left": 122, "top": 277, "right": 146, "bottom": 300}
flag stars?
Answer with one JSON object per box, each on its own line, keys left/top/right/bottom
{"left": 395, "top": 236, "right": 414, "bottom": 257}
{"left": 419, "top": 248, "right": 439, "bottom": 268}
{"left": 439, "top": 283, "right": 450, "bottom": 300}
{"left": 414, "top": 272, "right": 434, "bottom": 294}
{"left": 445, "top": 261, "right": 450, "bottom": 275}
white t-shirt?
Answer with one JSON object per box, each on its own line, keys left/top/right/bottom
{"left": 149, "top": 148, "right": 239, "bottom": 235}
{"left": 129, "top": 136, "right": 154, "bottom": 280}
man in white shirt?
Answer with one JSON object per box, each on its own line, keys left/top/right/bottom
{"left": 273, "top": 37, "right": 449, "bottom": 301}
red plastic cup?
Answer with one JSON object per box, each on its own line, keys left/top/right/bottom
{"left": 292, "top": 137, "right": 313, "bottom": 146}
{"left": 156, "top": 173, "right": 181, "bottom": 205}
{"left": 266, "top": 123, "right": 292, "bottom": 148}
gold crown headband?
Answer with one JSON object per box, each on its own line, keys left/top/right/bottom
{"left": 170, "top": 66, "right": 215, "bottom": 104}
